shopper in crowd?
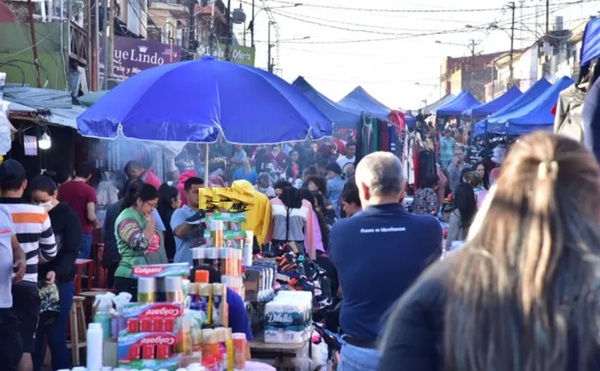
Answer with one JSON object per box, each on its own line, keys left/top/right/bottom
{"left": 301, "top": 166, "right": 319, "bottom": 189}
{"left": 307, "top": 175, "right": 337, "bottom": 223}
{"left": 413, "top": 175, "right": 440, "bottom": 215}
{"left": 254, "top": 172, "right": 276, "bottom": 198}
{"left": 379, "top": 132, "right": 600, "bottom": 371}
{"left": 269, "top": 186, "right": 315, "bottom": 258}
{"left": 58, "top": 161, "right": 99, "bottom": 260}
{"left": 473, "top": 161, "right": 490, "bottom": 189}
{"left": 264, "top": 144, "right": 288, "bottom": 168}
{"left": 298, "top": 189, "right": 328, "bottom": 256}
{"left": 446, "top": 182, "right": 477, "bottom": 249}
{"left": 114, "top": 183, "right": 167, "bottom": 297}
{"left": 0, "top": 159, "right": 57, "bottom": 371}
{"left": 468, "top": 171, "right": 488, "bottom": 209}
{"left": 230, "top": 144, "right": 247, "bottom": 172}
{"left": 171, "top": 177, "right": 205, "bottom": 266}
{"left": 342, "top": 163, "right": 356, "bottom": 179}
{"left": 273, "top": 180, "right": 293, "bottom": 197}
{"left": 325, "top": 163, "right": 345, "bottom": 218}
{"left": 232, "top": 158, "right": 258, "bottom": 184}
{"left": 329, "top": 152, "right": 442, "bottom": 371}
{"left": 455, "top": 127, "right": 468, "bottom": 146}
{"left": 124, "top": 160, "right": 161, "bottom": 190}
{"left": 158, "top": 184, "right": 181, "bottom": 261}
{"left": 336, "top": 140, "right": 356, "bottom": 170}
{"left": 0, "top": 203, "right": 26, "bottom": 371}
{"left": 447, "top": 147, "right": 465, "bottom": 193}
{"left": 30, "top": 175, "right": 82, "bottom": 371}
{"left": 286, "top": 150, "right": 302, "bottom": 182}
{"left": 340, "top": 177, "right": 362, "bottom": 218}
{"left": 439, "top": 129, "right": 456, "bottom": 169}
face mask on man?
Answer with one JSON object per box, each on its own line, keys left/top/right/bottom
{"left": 37, "top": 201, "right": 53, "bottom": 212}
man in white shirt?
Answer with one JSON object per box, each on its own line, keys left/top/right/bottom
{"left": 336, "top": 141, "right": 356, "bottom": 171}
{"left": 0, "top": 204, "right": 26, "bottom": 371}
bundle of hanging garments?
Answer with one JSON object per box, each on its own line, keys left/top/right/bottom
{"left": 199, "top": 180, "right": 272, "bottom": 245}
{"left": 355, "top": 116, "right": 401, "bottom": 163}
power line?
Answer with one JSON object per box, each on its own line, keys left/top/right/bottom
{"left": 262, "top": 0, "right": 598, "bottom": 13}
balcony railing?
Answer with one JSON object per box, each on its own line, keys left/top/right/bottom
{"left": 69, "top": 19, "right": 88, "bottom": 66}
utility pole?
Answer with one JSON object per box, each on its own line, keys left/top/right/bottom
{"left": 187, "top": 0, "right": 196, "bottom": 60}
{"left": 26, "top": 0, "right": 42, "bottom": 88}
{"left": 545, "top": 0, "right": 550, "bottom": 35}
{"left": 225, "top": 0, "right": 232, "bottom": 61}
{"left": 107, "top": 0, "right": 114, "bottom": 86}
{"left": 267, "top": 21, "right": 273, "bottom": 72}
{"left": 102, "top": 0, "right": 108, "bottom": 89}
{"left": 509, "top": 1, "right": 515, "bottom": 87}
{"left": 250, "top": 0, "right": 255, "bottom": 47}
{"left": 94, "top": 0, "right": 100, "bottom": 90}
{"left": 469, "top": 39, "right": 476, "bottom": 94}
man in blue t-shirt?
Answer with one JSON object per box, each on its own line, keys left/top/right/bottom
{"left": 171, "top": 177, "right": 205, "bottom": 265}
{"left": 329, "top": 152, "right": 442, "bottom": 371}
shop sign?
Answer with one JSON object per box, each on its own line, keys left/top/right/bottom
{"left": 100, "top": 36, "right": 182, "bottom": 81}
{"left": 197, "top": 44, "right": 255, "bottom": 66}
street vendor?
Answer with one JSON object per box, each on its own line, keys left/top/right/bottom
{"left": 114, "top": 183, "right": 168, "bottom": 296}
{"left": 171, "top": 177, "right": 206, "bottom": 266}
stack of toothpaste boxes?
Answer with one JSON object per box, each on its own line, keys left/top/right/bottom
{"left": 118, "top": 263, "right": 191, "bottom": 370}
{"left": 118, "top": 263, "right": 238, "bottom": 371}
{"left": 264, "top": 291, "right": 312, "bottom": 344}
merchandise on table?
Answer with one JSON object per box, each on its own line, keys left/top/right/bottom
{"left": 264, "top": 291, "right": 312, "bottom": 344}
{"left": 243, "top": 260, "right": 277, "bottom": 302}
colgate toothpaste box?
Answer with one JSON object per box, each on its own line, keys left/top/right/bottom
{"left": 124, "top": 303, "right": 184, "bottom": 320}
{"left": 131, "top": 263, "right": 190, "bottom": 278}
{"left": 118, "top": 332, "right": 184, "bottom": 370}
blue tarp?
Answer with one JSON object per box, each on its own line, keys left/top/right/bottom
{"left": 505, "top": 76, "right": 574, "bottom": 135}
{"left": 581, "top": 18, "right": 600, "bottom": 67}
{"left": 292, "top": 76, "right": 362, "bottom": 130}
{"left": 435, "top": 91, "right": 481, "bottom": 116}
{"left": 487, "top": 78, "right": 552, "bottom": 134}
{"left": 464, "top": 86, "right": 522, "bottom": 117}
{"left": 473, "top": 119, "right": 487, "bottom": 138}
{"left": 338, "top": 86, "right": 390, "bottom": 121}
{"left": 420, "top": 94, "right": 455, "bottom": 115}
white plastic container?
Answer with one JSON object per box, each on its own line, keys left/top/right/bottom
{"left": 86, "top": 323, "right": 103, "bottom": 370}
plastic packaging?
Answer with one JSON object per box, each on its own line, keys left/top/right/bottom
{"left": 243, "top": 231, "right": 253, "bottom": 267}
{"left": 87, "top": 323, "right": 104, "bottom": 369}
{"left": 232, "top": 333, "right": 247, "bottom": 370}
{"left": 94, "top": 292, "right": 115, "bottom": 340}
{"left": 111, "top": 292, "right": 132, "bottom": 339}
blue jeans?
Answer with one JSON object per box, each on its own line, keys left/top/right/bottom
{"left": 79, "top": 233, "right": 92, "bottom": 259}
{"left": 338, "top": 343, "right": 380, "bottom": 371}
{"left": 33, "top": 281, "right": 74, "bottom": 371}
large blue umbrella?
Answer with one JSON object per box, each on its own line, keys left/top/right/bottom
{"left": 77, "top": 55, "right": 333, "bottom": 144}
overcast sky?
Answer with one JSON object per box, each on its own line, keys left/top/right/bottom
{"left": 232, "top": 0, "right": 596, "bottom": 110}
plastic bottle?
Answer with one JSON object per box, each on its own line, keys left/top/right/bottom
{"left": 243, "top": 231, "right": 253, "bottom": 268}
{"left": 111, "top": 292, "right": 132, "bottom": 340}
{"left": 87, "top": 323, "right": 104, "bottom": 370}
{"left": 93, "top": 292, "right": 116, "bottom": 340}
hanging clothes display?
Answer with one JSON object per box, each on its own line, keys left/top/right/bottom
{"left": 355, "top": 116, "right": 402, "bottom": 161}
{"left": 554, "top": 84, "right": 586, "bottom": 142}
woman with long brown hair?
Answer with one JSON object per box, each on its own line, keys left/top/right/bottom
{"left": 379, "top": 132, "right": 600, "bottom": 371}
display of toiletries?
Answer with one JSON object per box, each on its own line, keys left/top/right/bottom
{"left": 264, "top": 291, "right": 312, "bottom": 344}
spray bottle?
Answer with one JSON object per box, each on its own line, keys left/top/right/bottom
{"left": 93, "top": 292, "right": 116, "bottom": 340}
{"left": 111, "top": 292, "right": 132, "bottom": 340}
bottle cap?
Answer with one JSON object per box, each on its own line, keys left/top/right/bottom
{"left": 89, "top": 323, "right": 102, "bottom": 329}
{"left": 138, "top": 277, "right": 156, "bottom": 293}
{"left": 165, "top": 276, "right": 183, "bottom": 291}
{"left": 195, "top": 270, "right": 209, "bottom": 283}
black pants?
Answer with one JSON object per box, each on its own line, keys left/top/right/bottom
{"left": 114, "top": 277, "right": 138, "bottom": 299}
{"left": 0, "top": 308, "right": 23, "bottom": 371}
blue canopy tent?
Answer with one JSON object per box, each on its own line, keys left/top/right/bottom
{"left": 420, "top": 94, "right": 455, "bottom": 115}
{"left": 505, "top": 76, "right": 574, "bottom": 135}
{"left": 581, "top": 18, "right": 600, "bottom": 67}
{"left": 435, "top": 91, "right": 481, "bottom": 116}
{"left": 486, "top": 78, "right": 552, "bottom": 135}
{"left": 338, "top": 86, "right": 391, "bottom": 121}
{"left": 463, "top": 86, "right": 522, "bottom": 117}
{"left": 292, "top": 76, "right": 362, "bottom": 130}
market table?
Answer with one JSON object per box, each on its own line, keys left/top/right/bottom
{"left": 249, "top": 335, "right": 310, "bottom": 371}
